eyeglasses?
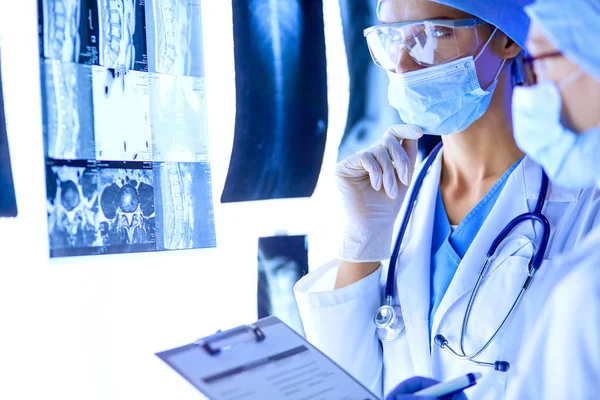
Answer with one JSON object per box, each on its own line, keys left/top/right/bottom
{"left": 363, "top": 18, "right": 487, "bottom": 71}
{"left": 522, "top": 51, "right": 563, "bottom": 86}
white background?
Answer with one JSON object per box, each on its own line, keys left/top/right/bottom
{"left": 0, "top": 1, "right": 355, "bottom": 399}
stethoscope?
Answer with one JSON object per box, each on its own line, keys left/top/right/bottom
{"left": 373, "top": 143, "right": 550, "bottom": 372}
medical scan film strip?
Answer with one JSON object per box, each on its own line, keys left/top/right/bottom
{"left": 38, "top": 0, "right": 215, "bottom": 257}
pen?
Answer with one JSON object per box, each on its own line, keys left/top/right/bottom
{"left": 413, "top": 372, "right": 482, "bottom": 397}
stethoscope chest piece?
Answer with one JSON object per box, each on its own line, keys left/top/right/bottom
{"left": 374, "top": 303, "right": 405, "bottom": 341}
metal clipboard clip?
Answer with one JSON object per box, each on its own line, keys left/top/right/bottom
{"left": 194, "top": 324, "right": 266, "bottom": 356}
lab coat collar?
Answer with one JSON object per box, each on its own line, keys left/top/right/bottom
{"left": 521, "top": 156, "right": 582, "bottom": 203}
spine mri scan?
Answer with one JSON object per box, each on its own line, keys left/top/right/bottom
{"left": 39, "top": 0, "right": 216, "bottom": 257}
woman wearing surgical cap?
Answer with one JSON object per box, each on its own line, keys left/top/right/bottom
{"left": 294, "top": 0, "right": 600, "bottom": 399}
{"left": 505, "top": 0, "right": 600, "bottom": 398}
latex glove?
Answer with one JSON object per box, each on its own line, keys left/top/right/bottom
{"left": 336, "top": 124, "right": 423, "bottom": 262}
{"left": 386, "top": 376, "right": 468, "bottom": 400}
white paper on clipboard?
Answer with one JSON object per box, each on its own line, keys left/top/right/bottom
{"left": 156, "top": 316, "right": 379, "bottom": 400}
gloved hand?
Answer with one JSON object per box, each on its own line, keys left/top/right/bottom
{"left": 336, "top": 124, "right": 423, "bottom": 262}
{"left": 386, "top": 376, "right": 468, "bottom": 400}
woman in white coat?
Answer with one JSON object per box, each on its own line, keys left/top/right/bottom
{"left": 294, "top": 0, "right": 600, "bottom": 399}
{"left": 503, "top": 0, "right": 600, "bottom": 398}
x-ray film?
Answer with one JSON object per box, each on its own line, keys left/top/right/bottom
{"left": 221, "top": 0, "right": 328, "bottom": 203}
{"left": 149, "top": 74, "right": 209, "bottom": 162}
{"left": 145, "top": 0, "right": 205, "bottom": 77}
{"left": 97, "top": 0, "right": 148, "bottom": 70}
{"left": 39, "top": 0, "right": 101, "bottom": 65}
{"left": 39, "top": 0, "right": 215, "bottom": 257}
{"left": 153, "top": 162, "right": 215, "bottom": 250}
{"left": 0, "top": 50, "right": 18, "bottom": 218}
{"left": 46, "top": 159, "right": 157, "bottom": 257}
{"left": 39, "top": 0, "right": 147, "bottom": 70}
{"left": 46, "top": 159, "right": 102, "bottom": 256}
{"left": 41, "top": 60, "right": 96, "bottom": 160}
{"left": 97, "top": 161, "right": 156, "bottom": 250}
{"left": 257, "top": 235, "right": 308, "bottom": 336}
{"left": 92, "top": 66, "right": 152, "bottom": 161}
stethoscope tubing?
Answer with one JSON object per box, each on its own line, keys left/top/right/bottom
{"left": 380, "top": 142, "right": 550, "bottom": 365}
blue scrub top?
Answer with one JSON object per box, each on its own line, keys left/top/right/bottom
{"left": 429, "top": 158, "right": 523, "bottom": 335}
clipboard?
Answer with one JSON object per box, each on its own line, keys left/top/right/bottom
{"left": 156, "top": 316, "right": 379, "bottom": 400}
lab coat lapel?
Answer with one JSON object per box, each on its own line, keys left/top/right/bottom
{"left": 395, "top": 150, "right": 442, "bottom": 377}
{"left": 431, "top": 158, "right": 540, "bottom": 334}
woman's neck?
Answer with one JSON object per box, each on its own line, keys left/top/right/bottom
{"left": 441, "top": 118, "right": 523, "bottom": 185}
{"left": 439, "top": 72, "right": 524, "bottom": 224}
{"left": 441, "top": 76, "right": 524, "bottom": 186}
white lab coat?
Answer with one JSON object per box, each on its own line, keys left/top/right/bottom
{"left": 506, "top": 226, "right": 600, "bottom": 399}
{"left": 294, "top": 150, "right": 600, "bottom": 400}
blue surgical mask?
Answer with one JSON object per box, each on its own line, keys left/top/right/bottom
{"left": 387, "top": 29, "right": 506, "bottom": 135}
{"left": 513, "top": 70, "right": 600, "bottom": 189}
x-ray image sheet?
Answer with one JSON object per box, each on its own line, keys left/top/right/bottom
{"left": 46, "top": 159, "right": 102, "bottom": 256}
{"left": 149, "top": 74, "right": 209, "bottom": 162}
{"left": 92, "top": 66, "right": 152, "bottom": 161}
{"left": 258, "top": 235, "right": 308, "bottom": 336}
{"left": 41, "top": 60, "right": 96, "bottom": 160}
{"left": 0, "top": 52, "right": 17, "bottom": 218}
{"left": 39, "top": 0, "right": 215, "bottom": 257}
{"left": 221, "top": 0, "right": 328, "bottom": 203}
{"left": 39, "top": 0, "right": 101, "bottom": 65}
{"left": 98, "top": 0, "right": 148, "bottom": 70}
{"left": 39, "top": 0, "right": 147, "bottom": 70}
{"left": 153, "top": 162, "right": 215, "bottom": 250}
{"left": 46, "top": 158, "right": 157, "bottom": 257}
{"left": 146, "top": 0, "right": 205, "bottom": 77}
{"left": 97, "top": 161, "right": 156, "bottom": 251}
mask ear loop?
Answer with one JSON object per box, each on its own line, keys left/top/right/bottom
{"left": 474, "top": 27, "right": 508, "bottom": 89}
{"left": 492, "top": 59, "right": 508, "bottom": 83}
{"left": 474, "top": 27, "right": 499, "bottom": 63}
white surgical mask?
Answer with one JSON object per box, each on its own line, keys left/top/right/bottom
{"left": 513, "top": 69, "right": 600, "bottom": 189}
{"left": 387, "top": 28, "right": 506, "bottom": 135}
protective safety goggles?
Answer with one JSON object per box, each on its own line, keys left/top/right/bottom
{"left": 364, "top": 18, "right": 487, "bottom": 70}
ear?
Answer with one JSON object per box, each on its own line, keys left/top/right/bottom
{"left": 492, "top": 31, "right": 523, "bottom": 61}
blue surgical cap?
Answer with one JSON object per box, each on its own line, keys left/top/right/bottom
{"left": 430, "top": 0, "right": 533, "bottom": 49}
{"left": 526, "top": 0, "right": 600, "bottom": 82}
